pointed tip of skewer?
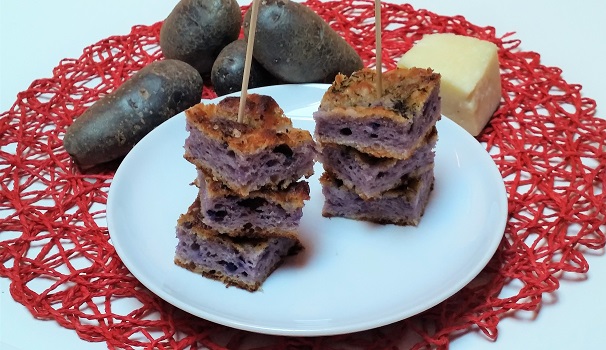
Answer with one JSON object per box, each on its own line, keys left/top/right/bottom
{"left": 376, "top": 68, "right": 383, "bottom": 97}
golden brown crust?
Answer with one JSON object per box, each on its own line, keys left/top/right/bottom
{"left": 315, "top": 121, "right": 438, "bottom": 160}
{"left": 184, "top": 153, "right": 314, "bottom": 197}
{"left": 185, "top": 94, "right": 313, "bottom": 154}
{"left": 320, "top": 170, "right": 432, "bottom": 201}
{"left": 197, "top": 169, "right": 310, "bottom": 210}
{"left": 321, "top": 211, "right": 425, "bottom": 226}
{"left": 179, "top": 197, "right": 303, "bottom": 240}
{"left": 318, "top": 67, "right": 441, "bottom": 121}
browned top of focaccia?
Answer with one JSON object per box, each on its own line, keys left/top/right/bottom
{"left": 178, "top": 198, "right": 305, "bottom": 245}
{"left": 185, "top": 94, "right": 313, "bottom": 154}
{"left": 197, "top": 169, "right": 310, "bottom": 210}
{"left": 318, "top": 67, "right": 441, "bottom": 120}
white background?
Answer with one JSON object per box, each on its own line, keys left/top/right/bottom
{"left": 1, "top": 0, "right": 605, "bottom": 349}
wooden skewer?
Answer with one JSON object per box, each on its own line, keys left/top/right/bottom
{"left": 374, "top": 0, "right": 383, "bottom": 97}
{"left": 237, "top": 0, "right": 261, "bottom": 123}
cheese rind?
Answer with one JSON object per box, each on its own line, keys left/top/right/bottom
{"left": 397, "top": 33, "right": 501, "bottom": 136}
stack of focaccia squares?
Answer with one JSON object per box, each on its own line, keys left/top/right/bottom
{"left": 314, "top": 68, "right": 441, "bottom": 226}
{"left": 174, "top": 94, "right": 316, "bottom": 292}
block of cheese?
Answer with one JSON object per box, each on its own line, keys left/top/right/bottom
{"left": 397, "top": 33, "right": 501, "bottom": 136}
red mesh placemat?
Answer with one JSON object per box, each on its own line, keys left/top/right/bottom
{"left": 1, "top": 0, "right": 605, "bottom": 349}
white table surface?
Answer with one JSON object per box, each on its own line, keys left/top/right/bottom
{"left": 1, "top": 1, "right": 604, "bottom": 349}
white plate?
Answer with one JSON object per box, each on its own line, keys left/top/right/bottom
{"left": 107, "top": 84, "right": 507, "bottom": 336}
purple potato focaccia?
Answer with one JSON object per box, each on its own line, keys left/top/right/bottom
{"left": 184, "top": 94, "right": 316, "bottom": 196}
{"left": 320, "top": 169, "right": 435, "bottom": 226}
{"left": 319, "top": 126, "right": 437, "bottom": 199}
{"left": 313, "top": 68, "right": 441, "bottom": 160}
{"left": 196, "top": 169, "right": 309, "bottom": 237}
{"left": 174, "top": 199, "right": 303, "bottom": 292}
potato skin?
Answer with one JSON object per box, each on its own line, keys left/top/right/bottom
{"left": 243, "top": 0, "right": 363, "bottom": 83}
{"left": 63, "top": 59, "right": 203, "bottom": 167}
{"left": 211, "top": 40, "right": 279, "bottom": 96}
{"left": 160, "top": 0, "right": 241, "bottom": 76}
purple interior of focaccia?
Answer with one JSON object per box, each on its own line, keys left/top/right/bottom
{"left": 313, "top": 88, "right": 440, "bottom": 159}
{"left": 185, "top": 126, "right": 316, "bottom": 194}
{"left": 320, "top": 136, "right": 436, "bottom": 199}
{"left": 321, "top": 169, "right": 434, "bottom": 226}
{"left": 199, "top": 183, "right": 304, "bottom": 235}
{"left": 175, "top": 223, "right": 297, "bottom": 286}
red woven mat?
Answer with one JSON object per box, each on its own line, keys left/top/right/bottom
{"left": 1, "top": 0, "right": 605, "bottom": 349}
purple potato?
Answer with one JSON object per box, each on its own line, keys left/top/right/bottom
{"left": 211, "top": 40, "right": 279, "bottom": 96}
{"left": 63, "top": 59, "right": 203, "bottom": 168}
{"left": 243, "top": 0, "right": 363, "bottom": 83}
{"left": 160, "top": 0, "right": 241, "bottom": 76}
